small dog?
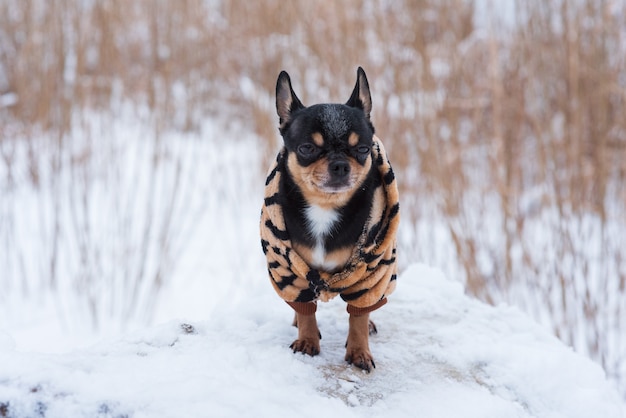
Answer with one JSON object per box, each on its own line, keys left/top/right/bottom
{"left": 260, "top": 67, "right": 399, "bottom": 371}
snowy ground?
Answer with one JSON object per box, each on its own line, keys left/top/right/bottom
{"left": 1, "top": 264, "right": 623, "bottom": 418}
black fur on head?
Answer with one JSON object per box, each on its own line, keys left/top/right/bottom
{"left": 275, "top": 67, "right": 374, "bottom": 138}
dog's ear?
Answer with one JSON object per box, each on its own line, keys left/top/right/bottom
{"left": 346, "top": 67, "right": 372, "bottom": 120}
{"left": 276, "top": 71, "right": 304, "bottom": 126}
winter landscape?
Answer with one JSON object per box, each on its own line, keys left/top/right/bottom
{"left": 1, "top": 264, "right": 624, "bottom": 417}
{"left": 1, "top": 1, "right": 625, "bottom": 417}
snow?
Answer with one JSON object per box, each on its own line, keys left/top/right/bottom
{"left": 0, "top": 113, "right": 267, "bottom": 345}
{"left": 1, "top": 264, "right": 623, "bottom": 418}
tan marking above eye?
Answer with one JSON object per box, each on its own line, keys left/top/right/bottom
{"left": 348, "top": 132, "right": 359, "bottom": 147}
{"left": 312, "top": 132, "right": 325, "bottom": 147}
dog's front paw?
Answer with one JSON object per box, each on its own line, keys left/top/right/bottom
{"left": 345, "top": 348, "right": 376, "bottom": 372}
{"left": 290, "top": 338, "right": 320, "bottom": 356}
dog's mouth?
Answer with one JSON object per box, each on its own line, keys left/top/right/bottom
{"left": 318, "top": 184, "right": 352, "bottom": 194}
{"left": 314, "top": 177, "right": 355, "bottom": 194}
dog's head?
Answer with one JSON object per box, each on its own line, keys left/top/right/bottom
{"left": 276, "top": 68, "right": 375, "bottom": 207}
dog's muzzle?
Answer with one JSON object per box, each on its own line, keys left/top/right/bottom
{"left": 326, "top": 158, "right": 351, "bottom": 188}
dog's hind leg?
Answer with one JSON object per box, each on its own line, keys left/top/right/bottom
{"left": 368, "top": 319, "right": 378, "bottom": 335}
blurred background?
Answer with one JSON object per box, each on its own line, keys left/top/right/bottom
{"left": 1, "top": 0, "right": 625, "bottom": 397}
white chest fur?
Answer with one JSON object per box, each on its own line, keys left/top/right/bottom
{"left": 304, "top": 204, "right": 340, "bottom": 270}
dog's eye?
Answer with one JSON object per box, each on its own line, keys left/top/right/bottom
{"left": 297, "top": 143, "right": 318, "bottom": 157}
{"left": 356, "top": 145, "right": 371, "bottom": 154}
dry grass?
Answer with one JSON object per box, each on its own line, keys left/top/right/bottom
{"left": 1, "top": 0, "right": 626, "bottom": 395}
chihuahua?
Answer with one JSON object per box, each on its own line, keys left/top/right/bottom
{"left": 260, "top": 67, "right": 399, "bottom": 371}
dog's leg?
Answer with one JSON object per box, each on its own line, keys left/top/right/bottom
{"left": 345, "top": 312, "right": 375, "bottom": 372}
{"left": 368, "top": 319, "right": 378, "bottom": 335}
{"left": 290, "top": 312, "right": 321, "bottom": 356}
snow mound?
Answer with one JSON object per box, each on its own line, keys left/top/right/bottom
{"left": 0, "top": 264, "right": 623, "bottom": 418}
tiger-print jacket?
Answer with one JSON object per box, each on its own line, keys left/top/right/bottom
{"left": 260, "top": 136, "right": 399, "bottom": 312}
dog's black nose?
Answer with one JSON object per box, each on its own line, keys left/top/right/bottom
{"left": 329, "top": 160, "right": 350, "bottom": 178}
